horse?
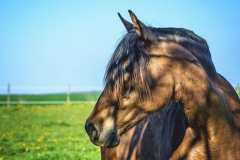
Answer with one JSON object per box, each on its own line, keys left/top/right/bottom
{"left": 85, "top": 10, "right": 240, "bottom": 159}
{"left": 102, "top": 12, "right": 240, "bottom": 159}
{"left": 101, "top": 13, "right": 189, "bottom": 160}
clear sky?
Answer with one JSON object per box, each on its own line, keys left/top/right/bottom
{"left": 0, "top": 1, "right": 240, "bottom": 94}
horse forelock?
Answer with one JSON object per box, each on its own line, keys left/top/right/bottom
{"left": 104, "top": 31, "right": 151, "bottom": 103}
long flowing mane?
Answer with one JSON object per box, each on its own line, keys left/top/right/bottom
{"left": 104, "top": 27, "right": 216, "bottom": 103}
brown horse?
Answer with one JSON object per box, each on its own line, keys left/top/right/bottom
{"left": 86, "top": 10, "right": 240, "bottom": 159}
{"left": 102, "top": 12, "right": 240, "bottom": 159}
{"left": 101, "top": 13, "right": 189, "bottom": 160}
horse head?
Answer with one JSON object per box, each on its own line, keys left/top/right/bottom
{"left": 86, "top": 10, "right": 202, "bottom": 147}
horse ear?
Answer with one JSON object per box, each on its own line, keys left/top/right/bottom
{"left": 128, "top": 10, "right": 158, "bottom": 44}
{"left": 118, "top": 13, "right": 133, "bottom": 32}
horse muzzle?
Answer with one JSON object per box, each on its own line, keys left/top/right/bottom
{"left": 85, "top": 121, "right": 120, "bottom": 148}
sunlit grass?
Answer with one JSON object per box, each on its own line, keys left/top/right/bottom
{"left": 0, "top": 89, "right": 238, "bottom": 160}
{"left": 0, "top": 104, "right": 100, "bottom": 160}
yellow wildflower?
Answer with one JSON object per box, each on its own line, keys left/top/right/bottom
{"left": 35, "top": 146, "right": 40, "bottom": 150}
{"left": 37, "top": 136, "right": 45, "bottom": 142}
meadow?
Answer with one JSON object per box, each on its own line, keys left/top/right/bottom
{"left": 0, "top": 93, "right": 101, "bottom": 160}
{"left": 0, "top": 90, "right": 239, "bottom": 160}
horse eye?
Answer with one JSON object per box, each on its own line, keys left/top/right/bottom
{"left": 123, "top": 66, "right": 130, "bottom": 73}
{"left": 123, "top": 86, "right": 133, "bottom": 99}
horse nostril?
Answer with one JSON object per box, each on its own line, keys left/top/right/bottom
{"left": 85, "top": 122, "right": 99, "bottom": 141}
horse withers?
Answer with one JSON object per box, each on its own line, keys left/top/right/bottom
{"left": 86, "top": 10, "right": 240, "bottom": 159}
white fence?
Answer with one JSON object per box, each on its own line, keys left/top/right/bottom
{"left": 0, "top": 84, "right": 99, "bottom": 105}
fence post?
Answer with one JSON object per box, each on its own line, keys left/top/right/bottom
{"left": 67, "top": 84, "right": 70, "bottom": 104}
{"left": 7, "top": 84, "right": 10, "bottom": 107}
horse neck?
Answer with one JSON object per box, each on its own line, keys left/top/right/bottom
{"left": 175, "top": 36, "right": 240, "bottom": 129}
{"left": 176, "top": 75, "right": 240, "bottom": 158}
{"left": 172, "top": 60, "right": 235, "bottom": 133}
{"left": 167, "top": 36, "right": 239, "bottom": 130}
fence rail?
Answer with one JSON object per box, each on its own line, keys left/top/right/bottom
{"left": 0, "top": 101, "right": 96, "bottom": 105}
{"left": 0, "top": 84, "right": 99, "bottom": 105}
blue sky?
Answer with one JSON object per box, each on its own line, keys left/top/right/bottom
{"left": 0, "top": 1, "right": 240, "bottom": 94}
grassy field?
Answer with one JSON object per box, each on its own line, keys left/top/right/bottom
{"left": 0, "top": 89, "right": 239, "bottom": 160}
{"left": 0, "top": 104, "right": 101, "bottom": 160}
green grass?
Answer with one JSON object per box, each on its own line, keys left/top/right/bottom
{"left": 0, "top": 92, "right": 100, "bottom": 103}
{"left": 0, "top": 104, "right": 100, "bottom": 160}
{"left": 0, "top": 89, "right": 238, "bottom": 160}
